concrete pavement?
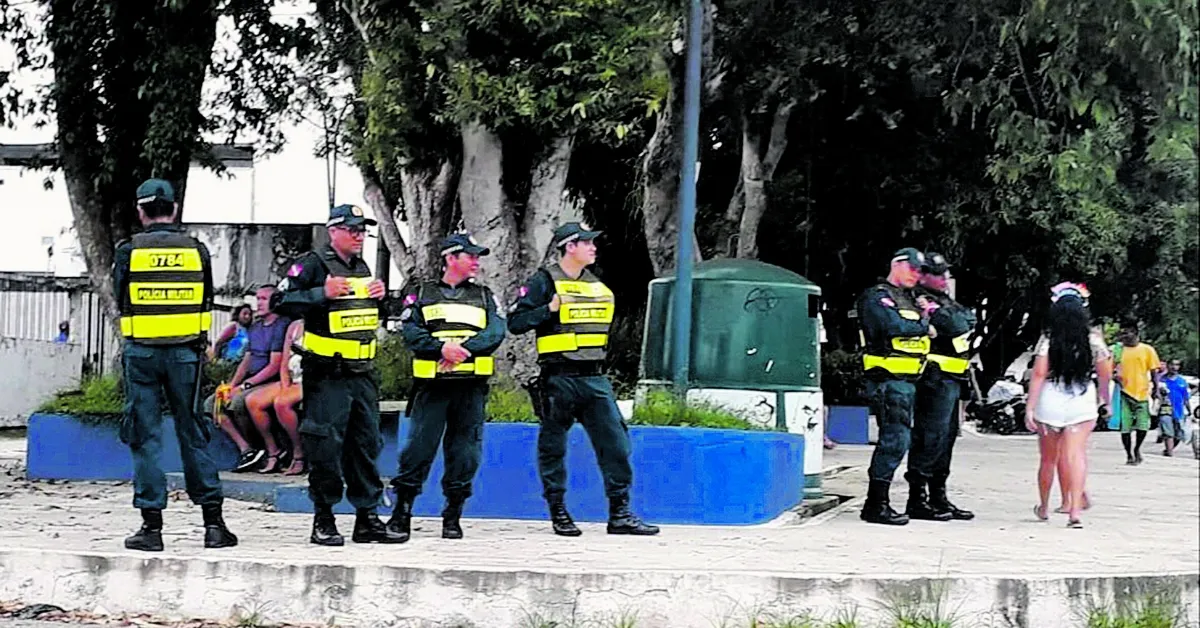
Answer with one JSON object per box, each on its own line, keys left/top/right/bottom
{"left": 0, "top": 426, "right": 1195, "bottom": 627}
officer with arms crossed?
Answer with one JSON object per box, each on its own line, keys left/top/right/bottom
{"left": 508, "top": 222, "right": 658, "bottom": 537}
{"left": 387, "top": 233, "right": 506, "bottom": 541}
{"left": 275, "top": 204, "right": 405, "bottom": 545}
{"left": 907, "top": 252, "right": 976, "bottom": 521}
{"left": 114, "top": 179, "right": 237, "bottom": 551}
{"left": 855, "top": 248, "right": 935, "bottom": 526}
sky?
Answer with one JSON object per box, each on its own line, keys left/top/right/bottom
{"left": 0, "top": 1, "right": 403, "bottom": 280}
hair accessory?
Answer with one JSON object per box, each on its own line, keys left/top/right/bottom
{"left": 1050, "top": 281, "right": 1090, "bottom": 304}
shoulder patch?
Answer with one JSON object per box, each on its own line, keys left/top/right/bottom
{"left": 287, "top": 263, "right": 304, "bottom": 277}
{"left": 879, "top": 297, "right": 896, "bottom": 308}
{"left": 277, "top": 277, "right": 292, "bottom": 291}
{"left": 403, "top": 293, "right": 418, "bottom": 306}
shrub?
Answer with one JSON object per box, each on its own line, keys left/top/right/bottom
{"left": 38, "top": 375, "right": 125, "bottom": 424}
{"left": 821, "top": 349, "right": 864, "bottom": 406}
{"left": 630, "top": 390, "right": 768, "bottom": 430}
{"left": 376, "top": 331, "right": 414, "bottom": 401}
{"left": 486, "top": 375, "right": 537, "bottom": 423}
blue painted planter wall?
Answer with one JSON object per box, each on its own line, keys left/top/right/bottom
{"left": 827, "top": 405, "right": 871, "bottom": 445}
{"left": 28, "top": 413, "right": 805, "bottom": 525}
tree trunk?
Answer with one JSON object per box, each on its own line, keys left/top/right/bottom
{"left": 362, "top": 161, "right": 458, "bottom": 285}
{"left": 640, "top": 60, "right": 686, "bottom": 276}
{"left": 457, "top": 122, "right": 577, "bottom": 384}
{"left": 727, "top": 96, "right": 796, "bottom": 259}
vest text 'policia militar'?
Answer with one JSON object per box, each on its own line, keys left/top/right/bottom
{"left": 303, "top": 253, "right": 379, "bottom": 361}
{"left": 412, "top": 281, "right": 494, "bottom": 379}
{"left": 120, "top": 231, "right": 211, "bottom": 345}
{"left": 536, "top": 265, "right": 615, "bottom": 362}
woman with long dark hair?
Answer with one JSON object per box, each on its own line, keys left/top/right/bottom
{"left": 1024, "top": 283, "right": 1112, "bottom": 528}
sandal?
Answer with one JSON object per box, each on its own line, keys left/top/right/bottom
{"left": 1056, "top": 492, "right": 1091, "bottom": 514}
{"left": 282, "top": 456, "right": 308, "bottom": 476}
{"left": 1067, "top": 518, "right": 1084, "bottom": 529}
{"left": 258, "top": 452, "right": 285, "bottom": 474}
{"left": 1034, "top": 504, "right": 1048, "bottom": 521}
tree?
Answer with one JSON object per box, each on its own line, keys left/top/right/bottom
{"left": 320, "top": 0, "right": 671, "bottom": 380}
{"left": 0, "top": 0, "right": 313, "bottom": 332}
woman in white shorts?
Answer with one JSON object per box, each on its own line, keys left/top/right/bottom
{"left": 1024, "top": 283, "right": 1112, "bottom": 528}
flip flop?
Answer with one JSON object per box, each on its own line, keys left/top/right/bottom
{"left": 1034, "top": 504, "right": 1048, "bottom": 521}
{"left": 1067, "top": 519, "right": 1084, "bottom": 529}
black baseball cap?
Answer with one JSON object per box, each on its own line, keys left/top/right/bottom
{"left": 891, "top": 247, "right": 926, "bottom": 268}
{"left": 439, "top": 233, "right": 490, "bottom": 256}
{"left": 327, "top": 204, "right": 377, "bottom": 228}
{"left": 922, "top": 251, "right": 951, "bottom": 275}
{"left": 136, "top": 179, "right": 175, "bottom": 205}
{"left": 553, "top": 222, "right": 602, "bottom": 247}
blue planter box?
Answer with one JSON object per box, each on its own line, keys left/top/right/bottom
{"left": 29, "top": 413, "right": 805, "bottom": 525}
{"left": 827, "top": 405, "right": 871, "bottom": 445}
{"left": 26, "top": 412, "right": 403, "bottom": 481}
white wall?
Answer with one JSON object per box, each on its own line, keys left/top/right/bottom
{"left": 0, "top": 337, "right": 83, "bottom": 427}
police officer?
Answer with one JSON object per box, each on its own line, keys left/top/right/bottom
{"left": 907, "top": 252, "right": 976, "bottom": 521}
{"left": 386, "top": 233, "right": 505, "bottom": 541}
{"left": 508, "top": 222, "right": 659, "bottom": 537}
{"left": 855, "top": 247, "right": 935, "bottom": 526}
{"left": 275, "top": 204, "right": 405, "bottom": 545}
{"left": 114, "top": 179, "right": 237, "bottom": 551}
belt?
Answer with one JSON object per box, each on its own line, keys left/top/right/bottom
{"left": 540, "top": 361, "right": 603, "bottom": 377}
{"left": 412, "top": 356, "right": 495, "bottom": 379}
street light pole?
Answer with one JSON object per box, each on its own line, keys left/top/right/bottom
{"left": 671, "top": 0, "right": 703, "bottom": 395}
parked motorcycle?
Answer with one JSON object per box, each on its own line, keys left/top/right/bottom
{"left": 968, "top": 377, "right": 1030, "bottom": 435}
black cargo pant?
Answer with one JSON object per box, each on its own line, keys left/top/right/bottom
{"left": 533, "top": 372, "right": 633, "bottom": 501}
{"left": 299, "top": 360, "right": 384, "bottom": 511}
{"left": 906, "top": 370, "right": 961, "bottom": 486}
{"left": 392, "top": 379, "right": 488, "bottom": 500}
{"left": 121, "top": 342, "right": 222, "bottom": 510}
{"left": 866, "top": 378, "right": 917, "bottom": 484}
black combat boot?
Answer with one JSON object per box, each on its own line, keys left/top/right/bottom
{"left": 385, "top": 488, "right": 415, "bottom": 542}
{"left": 928, "top": 479, "right": 974, "bottom": 520}
{"left": 606, "top": 495, "right": 660, "bottom": 536}
{"left": 548, "top": 498, "right": 582, "bottom": 537}
{"left": 310, "top": 506, "right": 344, "bottom": 547}
{"left": 905, "top": 478, "right": 953, "bottom": 522}
{"left": 352, "top": 508, "right": 408, "bottom": 544}
{"left": 442, "top": 496, "right": 466, "bottom": 540}
{"left": 125, "top": 508, "right": 164, "bottom": 552}
{"left": 201, "top": 503, "right": 239, "bottom": 548}
{"left": 860, "top": 480, "right": 909, "bottom": 526}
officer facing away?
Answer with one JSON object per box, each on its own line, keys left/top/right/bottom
{"left": 114, "top": 178, "right": 237, "bottom": 551}
{"left": 508, "top": 222, "right": 659, "bottom": 537}
{"left": 855, "top": 247, "right": 935, "bottom": 526}
{"left": 387, "top": 233, "right": 506, "bottom": 541}
{"left": 275, "top": 204, "right": 405, "bottom": 545}
{"left": 906, "top": 252, "right": 976, "bottom": 521}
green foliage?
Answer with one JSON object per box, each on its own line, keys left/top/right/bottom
{"left": 345, "top": 0, "right": 671, "bottom": 174}
{"left": 1087, "top": 592, "right": 1187, "bottom": 628}
{"left": 486, "top": 375, "right": 537, "bottom": 423}
{"left": 202, "top": 358, "right": 240, "bottom": 401}
{"left": 37, "top": 376, "right": 124, "bottom": 423}
{"left": 376, "top": 332, "right": 415, "bottom": 401}
{"left": 821, "top": 350, "right": 864, "bottom": 407}
{"left": 631, "top": 391, "right": 767, "bottom": 430}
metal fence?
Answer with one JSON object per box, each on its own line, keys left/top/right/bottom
{"left": 0, "top": 278, "right": 233, "bottom": 378}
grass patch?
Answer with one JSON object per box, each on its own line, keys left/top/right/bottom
{"left": 630, "top": 390, "right": 768, "bottom": 430}
{"left": 37, "top": 375, "right": 124, "bottom": 423}
{"left": 1087, "top": 593, "right": 1187, "bottom": 628}
{"left": 486, "top": 375, "right": 537, "bottom": 423}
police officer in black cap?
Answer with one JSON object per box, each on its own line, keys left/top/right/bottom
{"left": 508, "top": 222, "right": 659, "bottom": 537}
{"left": 114, "top": 178, "right": 237, "bottom": 551}
{"left": 855, "top": 247, "right": 936, "bottom": 526}
{"left": 386, "top": 233, "right": 506, "bottom": 541}
{"left": 274, "top": 204, "right": 405, "bottom": 545}
{"left": 907, "top": 252, "right": 976, "bottom": 521}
